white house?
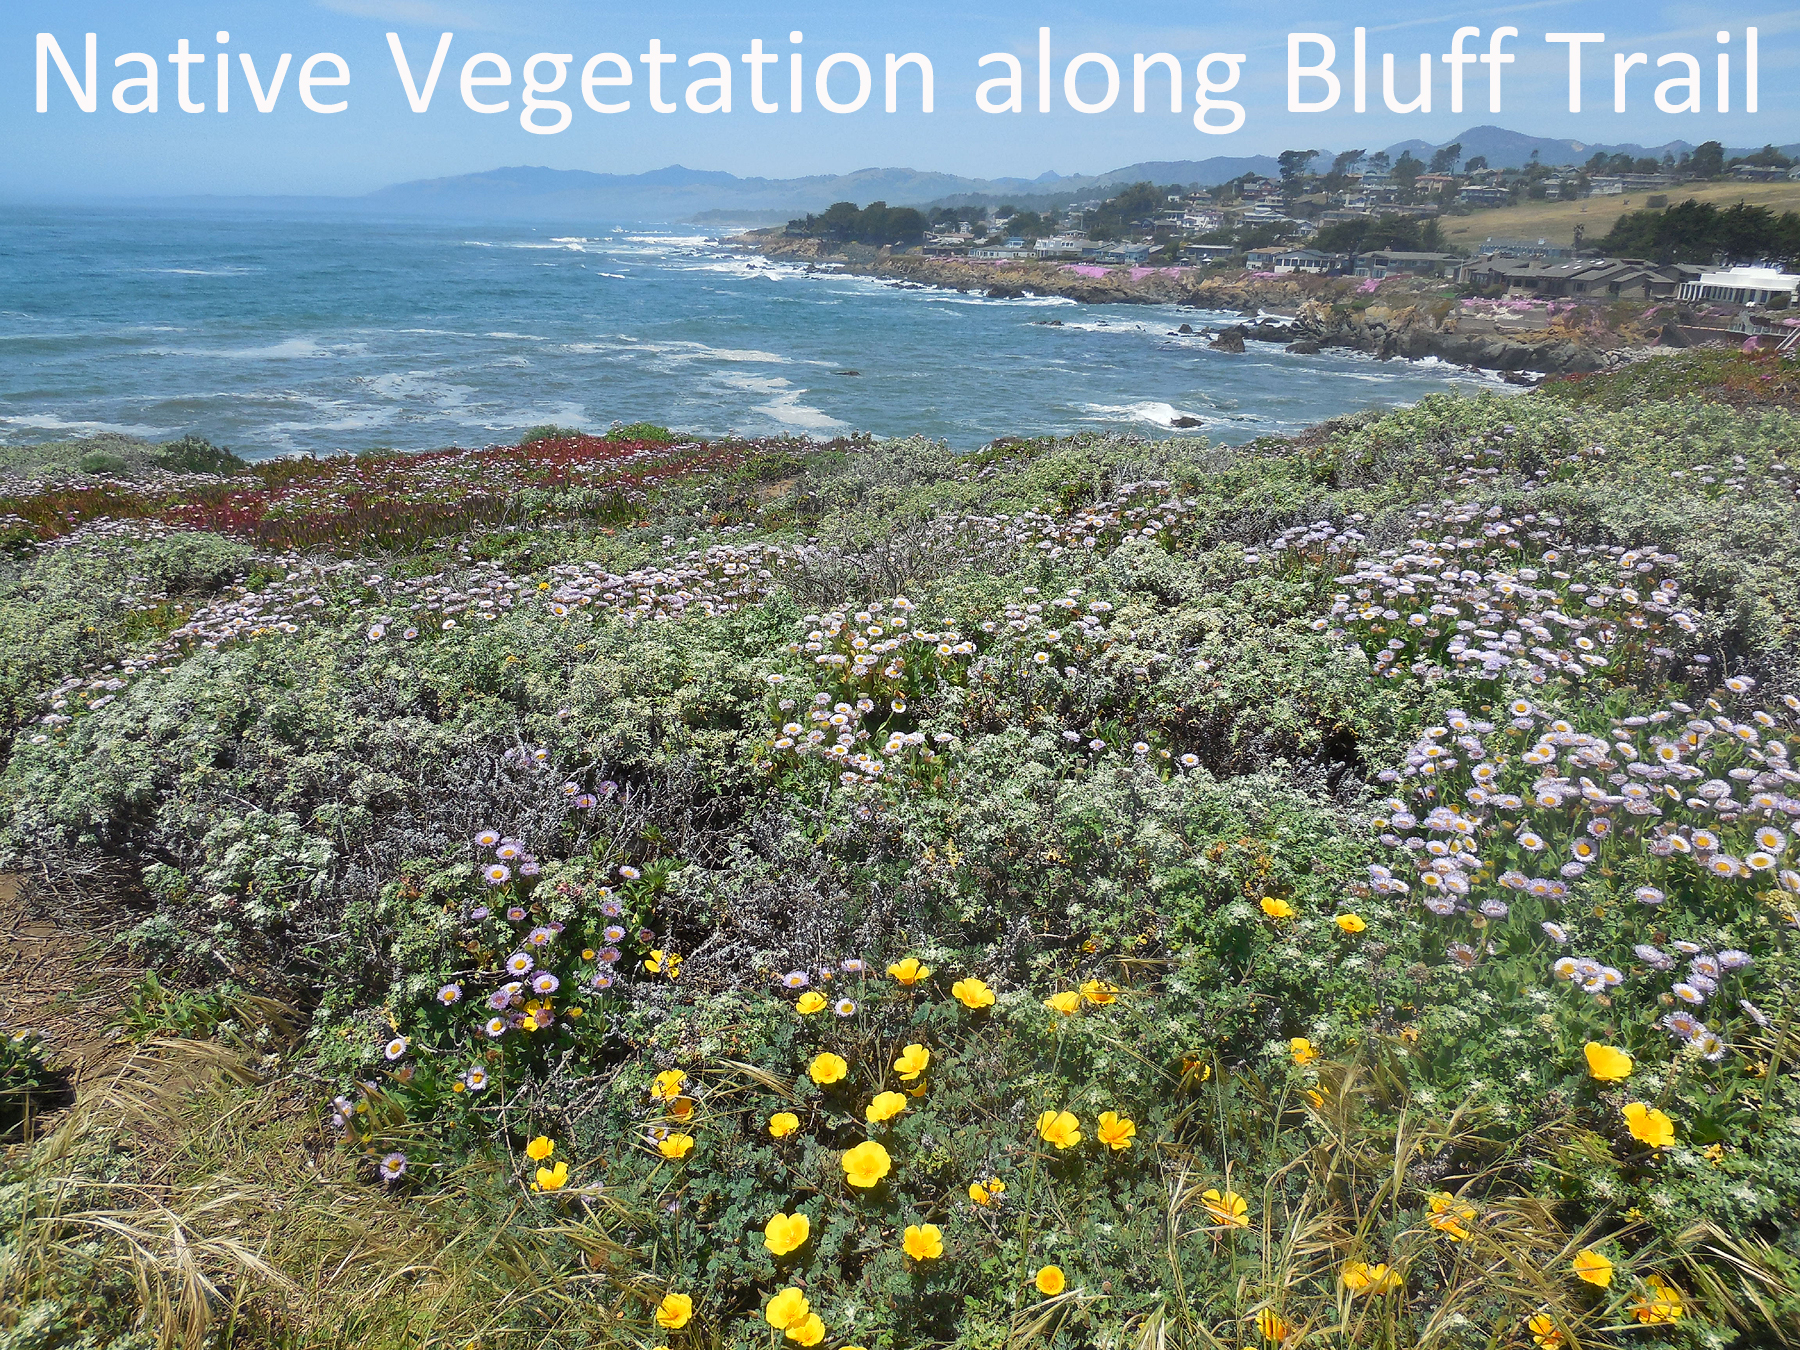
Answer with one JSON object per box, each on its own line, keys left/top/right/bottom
{"left": 1677, "top": 265, "right": 1800, "bottom": 306}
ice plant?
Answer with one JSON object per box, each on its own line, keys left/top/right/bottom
{"left": 809, "top": 1052, "right": 848, "bottom": 1085}
{"left": 951, "top": 976, "right": 994, "bottom": 1008}
{"left": 1096, "top": 1111, "right": 1136, "bottom": 1150}
{"left": 901, "top": 1223, "right": 943, "bottom": 1260}
{"left": 1036, "top": 1109, "right": 1082, "bottom": 1149}
{"left": 1584, "top": 1042, "right": 1633, "bottom": 1081}
{"left": 841, "top": 1140, "right": 892, "bottom": 1188}
{"left": 763, "top": 1211, "right": 811, "bottom": 1256}
{"left": 1035, "top": 1265, "right": 1065, "bottom": 1295}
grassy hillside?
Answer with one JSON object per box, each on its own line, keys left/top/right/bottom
{"left": 1442, "top": 179, "right": 1800, "bottom": 249}
{"left": 3, "top": 353, "right": 1799, "bottom": 1350}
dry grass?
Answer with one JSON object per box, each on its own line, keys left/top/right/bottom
{"left": 1442, "top": 179, "right": 1800, "bottom": 248}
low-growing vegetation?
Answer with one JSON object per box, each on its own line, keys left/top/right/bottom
{"left": 2, "top": 355, "right": 1799, "bottom": 1349}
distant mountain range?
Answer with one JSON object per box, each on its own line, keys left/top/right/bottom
{"left": 174, "top": 125, "right": 1800, "bottom": 222}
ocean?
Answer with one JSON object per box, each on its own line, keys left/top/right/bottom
{"left": 0, "top": 206, "right": 1514, "bottom": 460}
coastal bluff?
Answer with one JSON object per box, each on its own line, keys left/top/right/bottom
{"left": 733, "top": 231, "right": 1614, "bottom": 376}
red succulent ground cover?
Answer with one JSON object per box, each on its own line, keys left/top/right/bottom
{"left": 0, "top": 435, "right": 754, "bottom": 553}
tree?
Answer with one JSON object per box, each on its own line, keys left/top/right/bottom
{"left": 1595, "top": 197, "right": 1800, "bottom": 265}
{"left": 1690, "top": 141, "right": 1725, "bottom": 179}
{"left": 1332, "top": 149, "right": 1365, "bottom": 177}
{"left": 1366, "top": 151, "right": 1391, "bottom": 176}
{"left": 1393, "top": 152, "right": 1423, "bottom": 189}
{"left": 1278, "top": 149, "right": 1321, "bottom": 187}
{"left": 1464, "top": 155, "right": 1489, "bottom": 173}
{"left": 1429, "top": 142, "right": 1463, "bottom": 174}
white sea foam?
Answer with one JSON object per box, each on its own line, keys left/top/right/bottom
{"left": 0, "top": 413, "right": 165, "bottom": 437}
{"left": 1078, "top": 401, "right": 1228, "bottom": 430}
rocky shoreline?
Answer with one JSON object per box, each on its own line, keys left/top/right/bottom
{"left": 733, "top": 232, "right": 1637, "bottom": 377}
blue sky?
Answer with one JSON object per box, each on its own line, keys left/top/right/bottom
{"left": 7, "top": 0, "right": 1796, "bottom": 197}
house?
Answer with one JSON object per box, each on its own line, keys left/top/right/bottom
{"left": 1414, "top": 174, "right": 1458, "bottom": 194}
{"left": 969, "top": 244, "right": 1036, "bottom": 260}
{"left": 1678, "top": 265, "right": 1800, "bottom": 305}
{"left": 1459, "top": 185, "right": 1511, "bottom": 207}
{"left": 1180, "top": 243, "right": 1237, "bottom": 264}
{"left": 922, "top": 240, "right": 970, "bottom": 257}
{"left": 1354, "top": 251, "right": 1463, "bottom": 279}
{"left": 1095, "top": 242, "right": 1152, "bottom": 264}
{"left": 1730, "top": 164, "right": 1790, "bottom": 182}
{"left": 1033, "top": 235, "right": 1093, "bottom": 259}
{"left": 1457, "top": 255, "right": 1689, "bottom": 299}
{"left": 1263, "top": 247, "right": 1345, "bottom": 275}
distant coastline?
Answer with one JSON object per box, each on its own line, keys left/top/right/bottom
{"left": 730, "top": 229, "right": 1627, "bottom": 376}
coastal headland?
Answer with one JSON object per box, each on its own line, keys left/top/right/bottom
{"left": 733, "top": 230, "right": 1650, "bottom": 375}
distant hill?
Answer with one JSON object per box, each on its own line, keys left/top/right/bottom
{"left": 316, "top": 127, "right": 1800, "bottom": 222}
{"left": 362, "top": 158, "right": 1286, "bottom": 220}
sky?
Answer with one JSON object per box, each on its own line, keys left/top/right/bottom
{"left": 6, "top": 0, "right": 1797, "bottom": 198}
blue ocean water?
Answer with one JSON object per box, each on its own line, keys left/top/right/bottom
{"left": 0, "top": 206, "right": 1512, "bottom": 459}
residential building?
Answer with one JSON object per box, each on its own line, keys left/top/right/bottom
{"left": 1354, "top": 251, "right": 1462, "bottom": 279}
{"left": 1414, "top": 174, "right": 1458, "bottom": 194}
{"left": 1678, "top": 265, "right": 1800, "bottom": 305}
{"left": 1459, "top": 185, "right": 1511, "bottom": 206}
{"left": 1180, "top": 243, "right": 1237, "bottom": 264}
{"left": 1095, "top": 242, "right": 1153, "bottom": 264}
{"left": 1730, "top": 164, "right": 1790, "bottom": 182}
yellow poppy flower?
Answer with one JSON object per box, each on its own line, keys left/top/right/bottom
{"left": 1572, "top": 1249, "right": 1612, "bottom": 1286}
{"left": 887, "top": 957, "right": 930, "bottom": 985}
{"left": 1203, "top": 1188, "right": 1249, "bottom": 1228}
{"left": 1290, "top": 1037, "right": 1319, "bottom": 1066}
{"left": 1044, "top": 991, "right": 1082, "bottom": 1016}
{"left": 1035, "top": 1265, "right": 1065, "bottom": 1295}
{"left": 1255, "top": 1309, "right": 1289, "bottom": 1342}
{"left": 1632, "top": 1274, "right": 1683, "bottom": 1325}
{"left": 1527, "top": 1313, "right": 1563, "bottom": 1348}
{"left": 969, "top": 1177, "right": 1005, "bottom": 1205}
{"left": 644, "top": 949, "right": 682, "bottom": 978}
{"left": 1335, "top": 913, "right": 1367, "bottom": 933}
{"left": 785, "top": 1313, "right": 826, "bottom": 1346}
{"left": 796, "top": 991, "right": 828, "bottom": 1015}
{"left": 1096, "top": 1111, "right": 1136, "bottom": 1150}
{"left": 809, "top": 1052, "right": 848, "bottom": 1085}
{"left": 866, "top": 1091, "right": 908, "bottom": 1124}
{"left": 841, "top": 1139, "right": 892, "bottom": 1188}
{"left": 763, "top": 1211, "right": 811, "bottom": 1257}
{"left": 764, "top": 1287, "right": 810, "bottom": 1331}
{"left": 1079, "top": 979, "right": 1118, "bottom": 1005}
{"left": 658, "top": 1133, "right": 695, "bottom": 1159}
{"left": 1036, "top": 1109, "right": 1082, "bottom": 1149}
{"left": 525, "top": 1135, "right": 554, "bottom": 1162}
{"left": 650, "top": 1069, "right": 686, "bottom": 1100}
{"left": 1342, "top": 1261, "right": 1401, "bottom": 1293}
{"left": 901, "top": 1223, "right": 944, "bottom": 1260}
{"left": 533, "top": 1160, "right": 568, "bottom": 1192}
{"left": 892, "top": 1043, "right": 931, "bottom": 1081}
{"left": 769, "top": 1111, "right": 800, "bottom": 1138}
{"left": 1260, "top": 897, "right": 1294, "bottom": 919}
{"left": 1426, "top": 1191, "right": 1475, "bottom": 1241}
{"left": 952, "top": 977, "right": 995, "bottom": 1009}
{"left": 1583, "top": 1041, "right": 1633, "bottom": 1081}
{"left": 667, "top": 1096, "right": 694, "bottom": 1121}
{"left": 1622, "top": 1101, "right": 1675, "bottom": 1148}
{"left": 654, "top": 1293, "right": 692, "bottom": 1330}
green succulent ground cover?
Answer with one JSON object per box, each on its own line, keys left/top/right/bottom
{"left": 3, "top": 351, "right": 1799, "bottom": 1350}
